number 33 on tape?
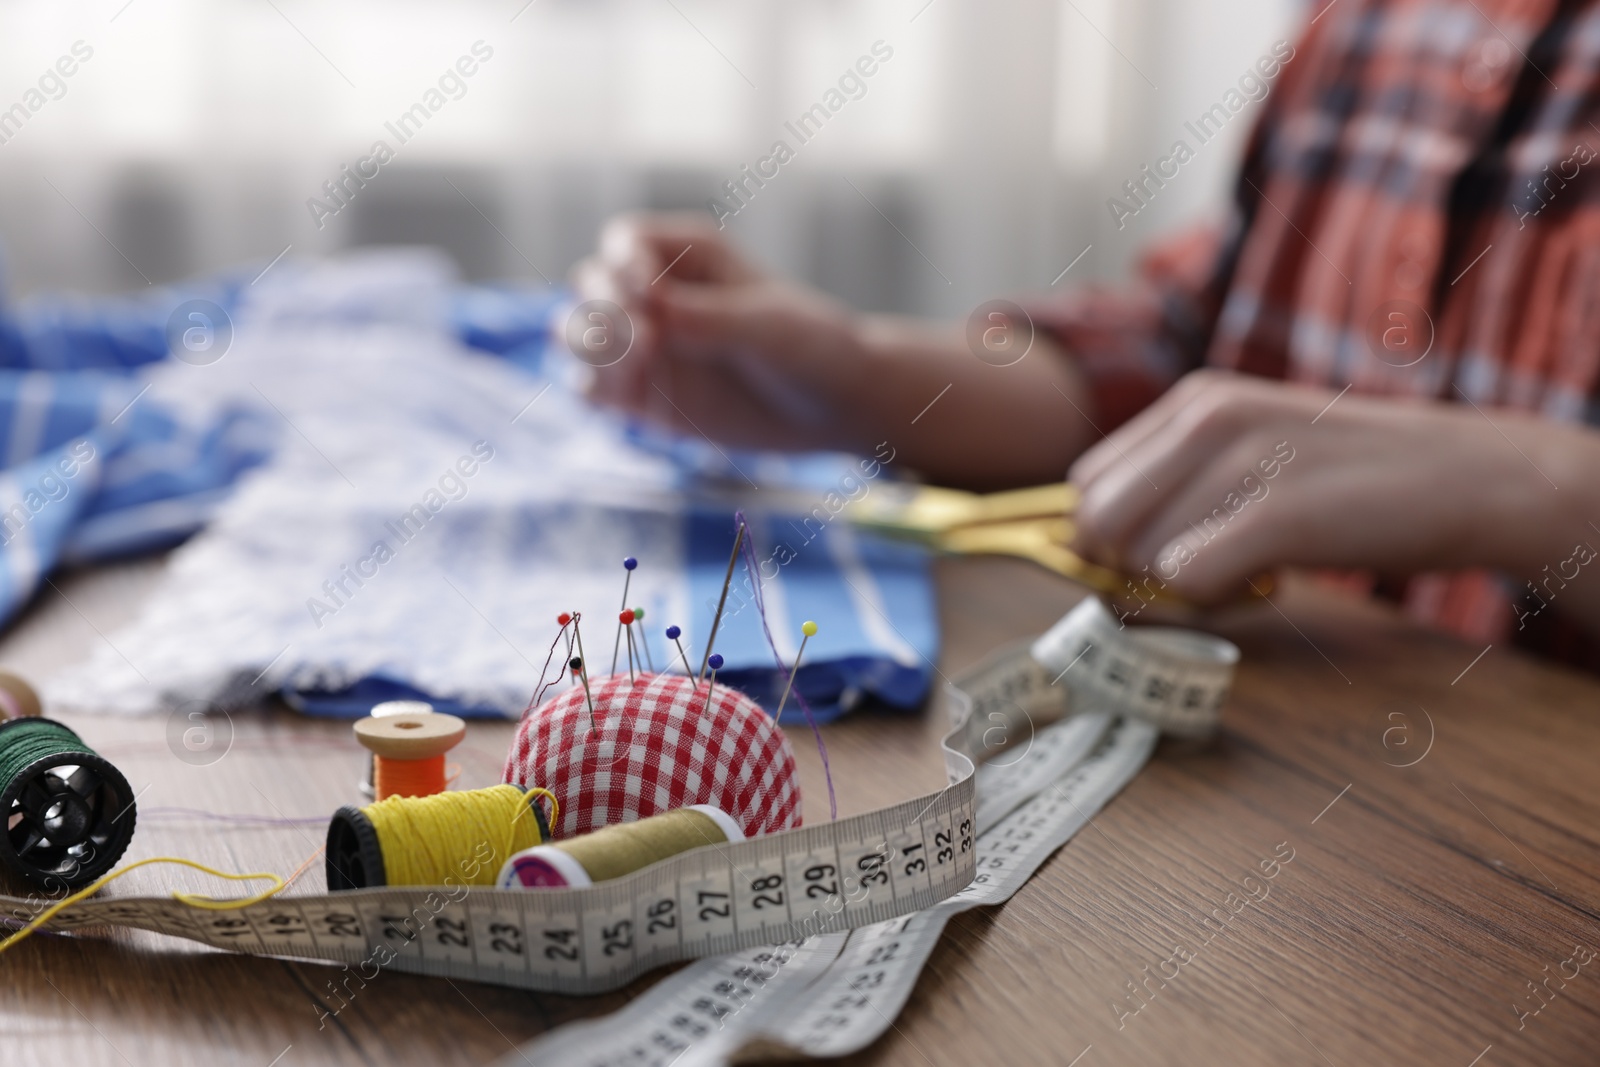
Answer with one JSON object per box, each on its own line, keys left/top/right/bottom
{"left": 0, "top": 597, "right": 1237, "bottom": 1011}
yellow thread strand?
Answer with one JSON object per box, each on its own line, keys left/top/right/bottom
{"left": 0, "top": 856, "right": 286, "bottom": 956}
{"left": 363, "top": 784, "right": 546, "bottom": 887}
{"left": 523, "top": 787, "right": 559, "bottom": 834}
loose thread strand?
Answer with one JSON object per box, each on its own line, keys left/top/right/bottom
{"left": 526, "top": 620, "right": 573, "bottom": 718}
{"left": 734, "top": 510, "right": 836, "bottom": 820}
{"left": 0, "top": 857, "right": 288, "bottom": 956}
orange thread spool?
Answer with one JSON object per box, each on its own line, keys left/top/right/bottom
{"left": 353, "top": 712, "right": 465, "bottom": 801}
{"left": 372, "top": 753, "right": 448, "bottom": 799}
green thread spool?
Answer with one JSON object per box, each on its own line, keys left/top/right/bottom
{"left": 0, "top": 718, "right": 137, "bottom": 890}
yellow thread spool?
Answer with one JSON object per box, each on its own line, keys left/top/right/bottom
{"left": 325, "top": 784, "right": 556, "bottom": 890}
{"left": 497, "top": 804, "right": 742, "bottom": 888}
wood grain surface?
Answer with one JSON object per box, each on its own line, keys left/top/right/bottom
{"left": 1, "top": 555, "right": 1596, "bottom": 1066}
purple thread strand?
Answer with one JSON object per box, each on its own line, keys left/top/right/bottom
{"left": 734, "top": 510, "right": 836, "bottom": 821}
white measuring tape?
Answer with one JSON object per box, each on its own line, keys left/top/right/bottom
{"left": 0, "top": 597, "right": 1237, "bottom": 1043}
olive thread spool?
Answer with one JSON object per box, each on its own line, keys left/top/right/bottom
{"left": 358, "top": 700, "right": 434, "bottom": 799}
{"left": 497, "top": 804, "right": 743, "bottom": 889}
{"left": 353, "top": 711, "right": 465, "bottom": 802}
{"left": 326, "top": 784, "right": 552, "bottom": 891}
{"left": 0, "top": 717, "right": 137, "bottom": 890}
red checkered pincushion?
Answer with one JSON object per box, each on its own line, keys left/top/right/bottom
{"left": 502, "top": 672, "right": 801, "bottom": 839}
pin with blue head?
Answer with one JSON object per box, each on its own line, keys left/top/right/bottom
{"left": 666, "top": 625, "right": 692, "bottom": 676}
{"left": 702, "top": 653, "right": 724, "bottom": 717}
{"left": 610, "top": 557, "right": 638, "bottom": 676}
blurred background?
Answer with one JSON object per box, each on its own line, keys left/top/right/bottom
{"left": 0, "top": 0, "right": 1298, "bottom": 316}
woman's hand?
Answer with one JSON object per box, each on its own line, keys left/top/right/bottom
{"left": 571, "top": 212, "right": 1097, "bottom": 487}
{"left": 1069, "top": 370, "right": 1600, "bottom": 609}
{"left": 571, "top": 213, "right": 868, "bottom": 453}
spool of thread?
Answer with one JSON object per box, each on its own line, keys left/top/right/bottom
{"left": 358, "top": 700, "right": 435, "bottom": 798}
{"left": 325, "top": 784, "right": 553, "bottom": 890}
{"left": 498, "top": 804, "right": 743, "bottom": 888}
{"left": 0, "top": 671, "right": 43, "bottom": 722}
{"left": 0, "top": 717, "right": 136, "bottom": 889}
{"left": 353, "top": 711, "right": 465, "bottom": 801}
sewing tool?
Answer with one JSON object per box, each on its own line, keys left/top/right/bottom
{"left": 498, "top": 804, "right": 743, "bottom": 888}
{"left": 525, "top": 616, "right": 580, "bottom": 716}
{"left": 506, "top": 671, "right": 800, "bottom": 840}
{"left": 774, "top": 620, "right": 818, "bottom": 722}
{"left": 352, "top": 710, "right": 465, "bottom": 801}
{"left": 325, "top": 784, "right": 554, "bottom": 890}
{"left": 666, "top": 625, "right": 691, "bottom": 675}
{"left": 849, "top": 481, "right": 1272, "bottom": 600}
{"left": 0, "top": 671, "right": 43, "bottom": 721}
{"left": 699, "top": 520, "right": 746, "bottom": 681}
{"left": 358, "top": 700, "right": 433, "bottom": 798}
{"left": 0, "top": 715, "right": 137, "bottom": 889}
{"left": 2, "top": 595, "right": 1239, "bottom": 999}
{"left": 611, "top": 556, "right": 637, "bottom": 675}
{"left": 631, "top": 606, "right": 655, "bottom": 671}
{"left": 702, "top": 654, "right": 723, "bottom": 716}
{"left": 620, "top": 609, "right": 638, "bottom": 684}
{"left": 733, "top": 510, "right": 838, "bottom": 821}
{"left": 570, "top": 613, "right": 598, "bottom": 732}
{"left": 557, "top": 611, "right": 574, "bottom": 660}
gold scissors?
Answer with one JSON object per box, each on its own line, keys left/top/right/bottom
{"left": 850, "top": 482, "right": 1271, "bottom": 601}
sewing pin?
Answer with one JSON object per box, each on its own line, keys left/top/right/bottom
{"left": 570, "top": 614, "right": 598, "bottom": 734}
{"left": 557, "top": 611, "right": 574, "bottom": 660}
{"left": 698, "top": 521, "right": 746, "bottom": 682}
{"left": 703, "top": 653, "right": 724, "bottom": 717}
{"left": 774, "top": 620, "right": 817, "bottom": 723}
{"left": 666, "top": 625, "right": 692, "bottom": 675}
{"left": 631, "top": 606, "right": 656, "bottom": 672}
{"left": 611, "top": 556, "right": 637, "bottom": 676}
{"left": 620, "top": 610, "right": 638, "bottom": 685}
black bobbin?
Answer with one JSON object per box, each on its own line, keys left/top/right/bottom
{"left": 0, "top": 718, "right": 137, "bottom": 891}
{"left": 325, "top": 805, "right": 385, "bottom": 891}
{"left": 324, "top": 787, "right": 552, "bottom": 892}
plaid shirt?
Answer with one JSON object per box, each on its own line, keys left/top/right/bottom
{"left": 1035, "top": 0, "right": 1600, "bottom": 666}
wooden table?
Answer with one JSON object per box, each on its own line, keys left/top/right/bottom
{"left": 3, "top": 555, "right": 1597, "bottom": 1066}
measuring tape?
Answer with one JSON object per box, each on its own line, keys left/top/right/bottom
{"left": 0, "top": 597, "right": 1237, "bottom": 1016}
{"left": 510, "top": 713, "right": 1159, "bottom": 1066}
